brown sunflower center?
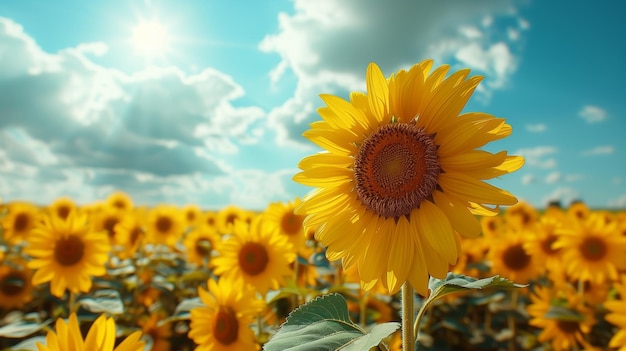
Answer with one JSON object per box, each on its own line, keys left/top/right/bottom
{"left": 226, "top": 214, "right": 237, "bottom": 226}
{"left": 156, "top": 216, "right": 172, "bottom": 233}
{"left": 238, "top": 242, "right": 269, "bottom": 276}
{"left": 556, "top": 320, "right": 580, "bottom": 334}
{"left": 113, "top": 200, "right": 126, "bottom": 210}
{"left": 103, "top": 217, "right": 119, "bottom": 238}
{"left": 54, "top": 235, "right": 85, "bottom": 266}
{"left": 354, "top": 122, "right": 440, "bottom": 218}
{"left": 580, "top": 237, "right": 607, "bottom": 261}
{"left": 57, "top": 206, "right": 70, "bottom": 220}
{"left": 0, "top": 272, "right": 27, "bottom": 296}
{"left": 213, "top": 306, "right": 239, "bottom": 345}
{"left": 280, "top": 212, "right": 304, "bottom": 235}
{"left": 195, "top": 238, "right": 213, "bottom": 257}
{"left": 540, "top": 234, "right": 559, "bottom": 255}
{"left": 14, "top": 213, "right": 30, "bottom": 232}
{"left": 186, "top": 211, "right": 196, "bottom": 222}
{"left": 502, "top": 243, "right": 531, "bottom": 271}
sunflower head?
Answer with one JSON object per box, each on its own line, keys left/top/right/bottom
{"left": 0, "top": 262, "right": 33, "bottom": 309}
{"left": 105, "top": 191, "right": 134, "bottom": 212}
{"left": 25, "top": 212, "right": 111, "bottom": 297}
{"left": 36, "top": 313, "right": 144, "bottom": 351}
{"left": 263, "top": 198, "right": 307, "bottom": 255}
{"left": 145, "top": 205, "right": 185, "bottom": 247}
{"left": 49, "top": 197, "right": 78, "bottom": 221}
{"left": 2, "top": 202, "right": 40, "bottom": 244}
{"left": 293, "top": 61, "right": 523, "bottom": 295}
{"left": 189, "top": 278, "right": 264, "bottom": 351}
{"left": 183, "top": 224, "right": 222, "bottom": 265}
{"left": 212, "top": 217, "right": 295, "bottom": 295}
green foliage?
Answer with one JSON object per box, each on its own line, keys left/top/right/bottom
{"left": 264, "top": 293, "right": 399, "bottom": 351}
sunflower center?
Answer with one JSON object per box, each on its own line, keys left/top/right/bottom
{"left": 0, "top": 272, "right": 27, "bottom": 296}
{"left": 354, "top": 122, "right": 440, "bottom": 218}
{"left": 103, "top": 217, "right": 119, "bottom": 238}
{"left": 556, "top": 320, "right": 580, "bottom": 334}
{"left": 195, "top": 238, "right": 213, "bottom": 257}
{"left": 156, "top": 216, "right": 172, "bottom": 233}
{"left": 502, "top": 244, "right": 531, "bottom": 271}
{"left": 280, "top": 212, "right": 304, "bottom": 235}
{"left": 238, "top": 242, "right": 269, "bottom": 276}
{"left": 57, "top": 206, "right": 70, "bottom": 220}
{"left": 113, "top": 200, "right": 126, "bottom": 210}
{"left": 540, "top": 234, "right": 559, "bottom": 255}
{"left": 580, "top": 237, "right": 607, "bottom": 261}
{"left": 226, "top": 214, "right": 237, "bottom": 226}
{"left": 213, "top": 306, "right": 239, "bottom": 345}
{"left": 14, "top": 213, "right": 30, "bottom": 232}
{"left": 54, "top": 235, "right": 85, "bottom": 266}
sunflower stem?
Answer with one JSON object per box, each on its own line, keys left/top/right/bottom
{"left": 401, "top": 282, "right": 415, "bottom": 351}
{"left": 68, "top": 291, "right": 77, "bottom": 314}
{"left": 507, "top": 290, "right": 519, "bottom": 351}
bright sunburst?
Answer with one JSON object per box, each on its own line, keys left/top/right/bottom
{"left": 131, "top": 19, "right": 171, "bottom": 57}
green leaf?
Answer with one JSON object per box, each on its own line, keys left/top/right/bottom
{"left": 77, "top": 289, "right": 124, "bottom": 314}
{"left": 543, "top": 306, "right": 586, "bottom": 322}
{"left": 264, "top": 293, "right": 399, "bottom": 351}
{"left": 0, "top": 320, "right": 51, "bottom": 338}
{"left": 428, "top": 273, "right": 526, "bottom": 302}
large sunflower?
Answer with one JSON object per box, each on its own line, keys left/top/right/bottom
{"left": 24, "top": 212, "right": 111, "bottom": 297}
{"left": 189, "top": 278, "right": 264, "bottom": 351}
{"left": 212, "top": 217, "right": 295, "bottom": 295}
{"left": 2, "top": 201, "right": 40, "bottom": 244}
{"left": 36, "top": 313, "right": 144, "bottom": 351}
{"left": 553, "top": 213, "right": 626, "bottom": 284}
{"left": 293, "top": 61, "right": 522, "bottom": 295}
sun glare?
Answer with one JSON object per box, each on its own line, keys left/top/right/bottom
{"left": 131, "top": 20, "right": 171, "bottom": 57}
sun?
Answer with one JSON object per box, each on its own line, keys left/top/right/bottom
{"left": 131, "top": 20, "right": 171, "bottom": 57}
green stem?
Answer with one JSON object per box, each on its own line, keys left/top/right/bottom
{"left": 402, "top": 282, "right": 415, "bottom": 351}
{"left": 68, "top": 291, "right": 78, "bottom": 314}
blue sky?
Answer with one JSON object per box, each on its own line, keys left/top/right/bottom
{"left": 0, "top": 0, "right": 624, "bottom": 210}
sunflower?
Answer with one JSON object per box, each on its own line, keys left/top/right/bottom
{"left": 216, "top": 205, "right": 246, "bottom": 235}
{"left": 115, "top": 213, "right": 146, "bottom": 260}
{"left": 528, "top": 285, "right": 597, "bottom": 351}
{"left": 36, "top": 313, "right": 144, "bottom": 351}
{"left": 183, "top": 204, "right": 203, "bottom": 229}
{"left": 480, "top": 215, "right": 504, "bottom": 239}
{"left": 2, "top": 201, "right": 40, "bottom": 244}
{"left": 183, "top": 224, "right": 222, "bottom": 266}
{"left": 503, "top": 201, "right": 538, "bottom": 231}
{"left": 553, "top": 213, "right": 626, "bottom": 285}
{"left": 138, "top": 312, "right": 172, "bottom": 351}
{"left": 24, "top": 212, "right": 111, "bottom": 298}
{"left": 189, "top": 278, "right": 264, "bottom": 351}
{"left": 488, "top": 231, "right": 538, "bottom": 284}
{"left": 0, "top": 262, "right": 33, "bottom": 309}
{"left": 49, "top": 196, "right": 78, "bottom": 221}
{"left": 522, "top": 216, "right": 565, "bottom": 277}
{"left": 145, "top": 205, "right": 185, "bottom": 247}
{"left": 293, "top": 61, "right": 522, "bottom": 295}
{"left": 105, "top": 191, "right": 134, "bottom": 212}
{"left": 605, "top": 275, "right": 626, "bottom": 351}
{"left": 567, "top": 201, "right": 590, "bottom": 222}
{"left": 201, "top": 211, "right": 219, "bottom": 230}
{"left": 212, "top": 217, "right": 295, "bottom": 295}
{"left": 92, "top": 208, "right": 128, "bottom": 246}
{"left": 263, "top": 198, "right": 307, "bottom": 255}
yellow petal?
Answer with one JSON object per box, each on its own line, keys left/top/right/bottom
{"left": 293, "top": 167, "right": 352, "bottom": 187}
{"left": 386, "top": 216, "right": 414, "bottom": 294}
{"left": 439, "top": 172, "right": 518, "bottom": 206}
{"left": 366, "top": 62, "right": 389, "bottom": 123}
{"left": 432, "top": 190, "right": 481, "bottom": 238}
{"left": 297, "top": 153, "right": 354, "bottom": 170}
{"left": 414, "top": 200, "right": 457, "bottom": 265}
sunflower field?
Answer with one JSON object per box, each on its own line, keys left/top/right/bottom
{"left": 2, "top": 62, "right": 626, "bottom": 351}
{"left": 0, "top": 193, "right": 625, "bottom": 351}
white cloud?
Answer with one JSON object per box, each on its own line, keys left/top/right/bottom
{"left": 542, "top": 187, "right": 580, "bottom": 208}
{"left": 515, "top": 146, "right": 558, "bottom": 169}
{"left": 608, "top": 194, "right": 626, "bottom": 208}
{"left": 521, "top": 173, "right": 535, "bottom": 185}
{"left": 0, "top": 17, "right": 279, "bottom": 207}
{"left": 525, "top": 123, "right": 546, "bottom": 133}
{"left": 582, "top": 145, "right": 614, "bottom": 156}
{"left": 579, "top": 105, "right": 607, "bottom": 123}
{"left": 564, "top": 174, "right": 585, "bottom": 182}
{"left": 260, "top": 0, "right": 527, "bottom": 146}
{"left": 545, "top": 172, "right": 561, "bottom": 184}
